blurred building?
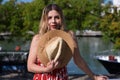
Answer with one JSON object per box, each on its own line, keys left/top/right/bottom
{"left": 103, "top": 0, "right": 120, "bottom": 13}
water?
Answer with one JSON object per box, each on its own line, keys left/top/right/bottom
{"left": 67, "top": 37, "right": 113, "bottom": 75}
{"left": 0, "top": 37, "right": 113, "bottom": 75}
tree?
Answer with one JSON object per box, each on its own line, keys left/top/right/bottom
{"left": 0, "top": 0, "right": 102, "bottom": 40}
{"left": 54, "top": 0, "right": 100, "bottom": 31}
{"left": 0, "top": 0, "right": 45, "bottom": 40}
{"left": 0, "top": 0, "right": 18, "bottom": 32}
{"left": 99, "top": 5, "right": 120, "bottom": 49}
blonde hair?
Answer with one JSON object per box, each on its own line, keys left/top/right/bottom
{"left": 39, "top": 4, "right": 65, "bottom": 35}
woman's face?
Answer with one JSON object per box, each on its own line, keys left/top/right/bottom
{"left": 47, "top": 10, "right": 62, "bottom": 30}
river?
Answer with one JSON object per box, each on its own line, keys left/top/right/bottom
{"left": 0, "top": 37, "right": 113, "bottom": 75}
{"left": 67, "top": 37, "right": 113, "bottom": 75}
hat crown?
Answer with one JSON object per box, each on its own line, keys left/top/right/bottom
{"left": 46, "top": 37, "right": 63, "bottom": 61}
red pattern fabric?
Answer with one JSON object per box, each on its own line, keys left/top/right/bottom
{"left": 33, "top": 60, "right": 68, "bottom": 80}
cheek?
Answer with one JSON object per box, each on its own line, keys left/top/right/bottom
{"left": 57, "top": 20, "right": 62, "bottom": 25}
{"left": 47, "top": 19, "right": 50, "bottom": 24}
{"left": 47, "top": 20, "right": 51, "bottom": 26}
{"left": 47, "top": 22, "right": 52, "bottom": 29}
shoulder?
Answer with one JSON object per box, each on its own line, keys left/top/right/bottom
{"left": 30, "top": 34, "right": 41, "bottom": 48}
{"left": 32, "top": 34, "right": 40, "bottom": 42}
{"left": 67, "top": 30, "right": 76, "bottom": 39}
{"left": 67, "top": 30, "right": 77, "bottom": 48}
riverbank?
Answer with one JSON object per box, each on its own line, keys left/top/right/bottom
{"left": 0, "top": 72, "right": 120, "bottom": 80}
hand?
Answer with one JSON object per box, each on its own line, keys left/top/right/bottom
{"left": 44, "top": 60, "right": 59, "bottom": 72}
{"left": 53, "top": 60, "right": 60, "bottom": 69}
{"left": 94, "top": 75, "right": 108, "bottom": 80}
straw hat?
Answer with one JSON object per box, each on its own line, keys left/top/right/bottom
{"left": 37, "top": 30, "right": 75, "bottom": 68}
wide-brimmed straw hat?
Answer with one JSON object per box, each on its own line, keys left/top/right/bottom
{"left": 37, "top": 30, "right": 75, "bottom": 68}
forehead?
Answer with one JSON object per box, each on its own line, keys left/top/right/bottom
{"left": 48, "top": 10, "right": 60, "bottom": 16}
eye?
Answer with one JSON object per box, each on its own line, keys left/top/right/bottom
{"left": 55, "top": 16, "right": 60, "bottom": 19}
{"left": 48, "top": 16, "right": 52, "bottom": 20}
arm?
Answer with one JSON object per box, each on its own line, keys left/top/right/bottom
{"left": 72, "top": 33, "right": 95, "bottom": 79}
{"left": 27, "top": 34, "right": 56, "bottom": 73}
{"left": 69, "top": 31, "right": 108, "bottom": 80}
{"left": 73, "top": 40, "right": 95, "bottom": 79}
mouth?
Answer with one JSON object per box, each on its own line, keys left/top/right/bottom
{"left": 51, "top": 25, "right": 57, "bottom": 28}
{"left": 49, "top": 24, "right": 60, "bottom": 30}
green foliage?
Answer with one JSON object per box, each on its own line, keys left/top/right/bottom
{"left": 54, "top": 0, "right": 100, "bottom": 31}
{"left": 0, "top": 0, "right": 23, "bottom": 36}
{"left": 99, "top": 6, "right": 120, "bottom": 49}
{"left": 0, "top": 0, "right": 101, "bottom": 41}
{"left": 22, "top": 0, "right": 45, "bottom": 32}
{"left": 0, "top": 0, "right": 120, "bottom": 49}
{"left": 0, "top": 0, "right": 46, "bottom": 40}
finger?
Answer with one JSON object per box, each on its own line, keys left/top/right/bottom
{"left": 54, "top": 61, "right": 59, "bottom": 67}
{"left": 96, "top": 76, "right": 108, "bottom": 80}
{"left": 47, "top": 60, "right": 53, "bottom": 66}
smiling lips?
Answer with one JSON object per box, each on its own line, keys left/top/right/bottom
{"left": 50, "top": 25, "right": 57, "bottom": 29}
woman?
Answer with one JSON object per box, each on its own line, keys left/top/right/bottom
{"left": 27, "top": 4, "right": 108, "bottom": 80}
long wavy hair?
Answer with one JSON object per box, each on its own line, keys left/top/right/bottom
{"left": 39, "top": 4, "right": 65, "bottom": 35}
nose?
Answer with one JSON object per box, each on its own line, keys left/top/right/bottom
{"left": 51, "top": 18, "right": 55, "bottom": 23}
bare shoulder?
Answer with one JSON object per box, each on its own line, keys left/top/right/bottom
{"left": 67, "top": 30, "right": 76, "bottom": 39}
{"left": 68, "top": 30, "right": 74, "bottom": 35}
{"left": 31, "top": 34, "right": 41, "bottom": 43}
{"left": 29, "top": 34, "right": 41, "bottom": 50}
{"left": 67, "top": 30, "right": 77, "bottom": 47}
{"left": 31, "top": 34, "right": 40, "bottom": 45}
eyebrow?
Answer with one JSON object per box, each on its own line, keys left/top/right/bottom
{"left": 48, "top": 15, "right": 60, "bottom": 18}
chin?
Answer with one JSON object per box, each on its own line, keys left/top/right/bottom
{"left": 50, "top": 27, "right": 58, "bottom": 30}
